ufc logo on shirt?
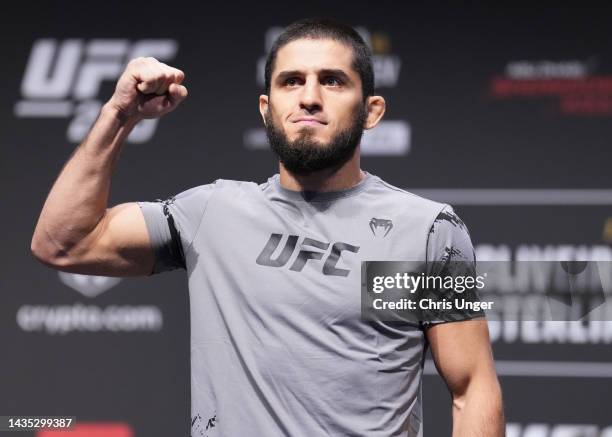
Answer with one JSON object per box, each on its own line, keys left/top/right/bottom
{"left": 256, "top": 233, "right": 360, "bottom": 277}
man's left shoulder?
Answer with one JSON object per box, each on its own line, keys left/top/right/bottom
{"left": 370, "top": 175, "right": 448, "bottom": 219}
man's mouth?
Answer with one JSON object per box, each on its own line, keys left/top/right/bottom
{"left": 293, "top": 117, "right": 327, "bottom": 126}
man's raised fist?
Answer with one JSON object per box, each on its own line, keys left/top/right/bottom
{"left": 108, "top": 56, "right": 188, "bottom": 121}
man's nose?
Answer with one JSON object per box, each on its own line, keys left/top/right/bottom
{"left": 299, "top": 78, "right": 323, "bottom": 112}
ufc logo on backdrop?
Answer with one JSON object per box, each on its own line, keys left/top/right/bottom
{"left": 14, "top": 38, "right": 178, "bottom": 143}
{"left": 256, "top": 233, "right": 360, "bottom": 277}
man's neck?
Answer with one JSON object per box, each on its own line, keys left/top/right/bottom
{"left": 278, "top": 152, "right": 365, "bottom": 192}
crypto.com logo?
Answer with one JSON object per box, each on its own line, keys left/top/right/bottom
{"left": 58, "top": 272, "right": 122, "bottom": 298}
{"left": 14, "top": 38, "right": 178, "bottom": 143}
{"left": 16, "top": 272, "right": 163, "bottom": 334}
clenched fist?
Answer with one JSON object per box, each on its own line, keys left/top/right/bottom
{"left": 108, "top": 57, "right": 188, "bottom": 121}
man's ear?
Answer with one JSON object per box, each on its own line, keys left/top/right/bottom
{"left": 259, "top": 94, "right": 269, "bottom": 126}
{"left": 363, "top": 95, "right": 386, "bottom": 130}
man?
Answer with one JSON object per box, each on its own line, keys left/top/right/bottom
{"left": 31, "top": 18, "right": 504, "bottom": 437}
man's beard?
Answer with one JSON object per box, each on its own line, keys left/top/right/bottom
{"left": 264, "top": 104, "right": 367, "bottom": 175}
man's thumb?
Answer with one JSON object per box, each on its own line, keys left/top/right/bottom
{"left": 168, "top": 83, "right": 188, "bottom": 104}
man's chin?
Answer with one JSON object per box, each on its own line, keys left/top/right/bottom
{"left": 293, "top": 132, "right": 328, "bottom": 147}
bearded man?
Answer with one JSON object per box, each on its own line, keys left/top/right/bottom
{"left": 32, "top": 17, "right": 504, "bottom": 437}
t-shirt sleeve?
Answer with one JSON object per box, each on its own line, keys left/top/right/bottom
{"left": 137, "top": 182, "right": 217, "bottom": 275}
{"left": 420, "top": 204, "right": 486, "bottom": 330}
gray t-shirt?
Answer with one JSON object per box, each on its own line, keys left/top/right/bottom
{"left": 138, "top": 172, "right": 482, "bottom": 437}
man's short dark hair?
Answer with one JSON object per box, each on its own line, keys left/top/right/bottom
{"left": 264, "top": 17, "right": 375, "bottom": 101}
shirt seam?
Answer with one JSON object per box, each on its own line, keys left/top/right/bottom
{"left": 375, "top": 178, "right": 429, "bottom": 201}
{"left": 420, "top": 203, "right": 451, "bottom": 331}
{"left": 185, "top": 183, "right": 219, "bottom": 256}
{"left": 424, "top": 203, "right": 452, "bottom": 265}
{"left": 271, "top": 175, "right": 376, "bottom": 202}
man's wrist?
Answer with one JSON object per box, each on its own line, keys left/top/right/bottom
{"left": 101, "top": 101, "right": 143, "bottom": 127}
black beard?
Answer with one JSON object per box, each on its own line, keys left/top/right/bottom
{"left": 264, "top": 104, "right": 366, "bottom": 176}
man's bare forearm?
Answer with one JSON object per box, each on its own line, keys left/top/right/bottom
{"left": 452, "top": 378, "right": 505, "bottom": 437}
{"left": 31, "top": 104, "right": 140, "bottom": 261}
{"left": 31, "top": 57, "right": 187, "bottom": 273}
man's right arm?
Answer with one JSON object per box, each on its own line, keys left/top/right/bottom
{"left": 30, "top": 57, "right": 188, "bottom": 277}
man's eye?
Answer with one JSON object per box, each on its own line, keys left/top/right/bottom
{"left": 285, "top": 78, "right": 300, "bottom": 86}
{"left": 322, "top": 77, "right": 341, "bottom": 86}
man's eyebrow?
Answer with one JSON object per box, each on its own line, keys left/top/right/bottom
{"left": 318, "top": 69, "right": 353, "bottom": 83}
{"left": 275, "top": 70, "right": 303, "bottom": 83}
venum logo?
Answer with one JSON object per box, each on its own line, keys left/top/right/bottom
{"left": 369, "top": 218, "right": 393, "bottom": 237}
{"left": 15, "top": 38, "right": 178, "bottom": 143}
{"left": 256, "top": 234, "right": 360, "bottom": 277}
